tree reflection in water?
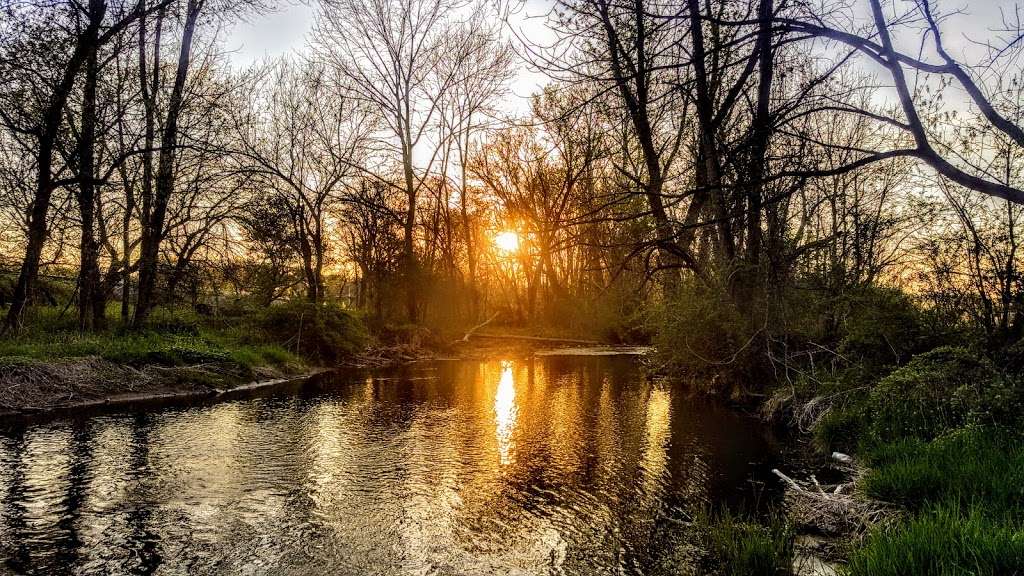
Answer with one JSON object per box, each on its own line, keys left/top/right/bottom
{"left": 0, "top": 354, "right": 779, "bottom": 575}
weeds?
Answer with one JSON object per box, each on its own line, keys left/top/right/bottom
{"left": 696, "top": 509, "right": 795, "bottom": 576}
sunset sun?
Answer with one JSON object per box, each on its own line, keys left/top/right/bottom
{"left": 494, "top": 230, "right": 520, "bottom": 253}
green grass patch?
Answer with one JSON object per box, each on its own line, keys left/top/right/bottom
{"left": 846, "top": 505, "right": 1024, "bottom": 576}
{"left": 0, "top": 304, "right": 308, "bottom": 372}
{"left": 862, "top": 428, "right": 1024, "bottom": 514}
{"left": 696, "top": 509, "right": 795, "bottom": 576}
{"left": 845, "top": 428, "right": 1024, "bottom": 576}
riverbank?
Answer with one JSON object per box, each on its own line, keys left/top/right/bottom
{"left": 0, "top": 306, "right": 621, "bottom": 420}
{"left": 703, "top": 344, "right": 1024, "bottom": 576}
{"left": 0, "top": 301, "right": 376, "bottom": 418}
{"left": 0, "top": 331, "right": 315, "bottom": 420}
{"left": 0, "top": 356, "right": 324, "bottom": 421}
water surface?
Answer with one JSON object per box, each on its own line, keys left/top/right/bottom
{"left": 0, "top": 354, "right": 777, "bottom": 575}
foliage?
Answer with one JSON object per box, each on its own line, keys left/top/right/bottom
{"left": 814, "top": 397, "right": 871, "bottom": 453}
{"left": 654, "top": 278, "right": 766, "bottom": 393}
{"left": 250, "top": 300, "right": 368, "bottom": 365}
{"left": 834, "top": 287, "right": 936, "bottom": 372}
{"left": 139, "top": 306, "right": 203, "bottom": 335}
{"left": 544, "top": 282, "right": 652, "bottom": 344}
{"left": 866, "top": 347, "right": 1017, "bottom": 443}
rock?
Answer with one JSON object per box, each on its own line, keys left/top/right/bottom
{"left": 831, "top": 452, "right": 853, "bottom": 464}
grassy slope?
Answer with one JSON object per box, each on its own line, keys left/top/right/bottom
{"left": 846, "top": 428, "right": 1024, "bottom": 576}
{"left": 0, "top": 305, "right": 304, "bottom": 372}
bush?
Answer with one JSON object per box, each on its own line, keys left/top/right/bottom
{"left": 866, "top": 347, "right": 1015, "bottom": 442}
{"left": 997, "top": 337, "right": 1024, "bottom": 375}
{"left": 835, "top": 287, "right": 932, "bottom": 371}
{"left": 253, "top": 300, "right": 367, "bottom": 364}
{"left": 814, "top": 398, "right": 871, "bottom": 453}
{"left": 138, "top": 306, "right": 202, "bottom": 335}
{"left": 544, "top": 282, "right": 652, "bottom": 344}
{"left": 654, "top": 279, "right": 765, "bottom": 393}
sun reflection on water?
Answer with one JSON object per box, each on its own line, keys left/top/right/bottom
{"left": 494, "top": 360, "right": 518, "bottom": 466}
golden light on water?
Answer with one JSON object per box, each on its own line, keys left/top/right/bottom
{"left": 494, "top": 360, "right": 518, "bottom": 465}
{"left": 493, "top": 231, "right": 519, "bottom": 254}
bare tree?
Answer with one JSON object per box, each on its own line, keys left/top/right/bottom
{"left": 441, "top": 17, "right": 514, "bottom": 318}
{"left": 314, "top": 0, "right": 491, "bottom": 320}
{"left": 0, "top": 0, "right": 171, "bottom": 330}
{"left": 232, "top": 59, "right": 374, "bottom": 302}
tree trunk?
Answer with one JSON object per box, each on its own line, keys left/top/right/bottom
{"left": 745, "top": 0, "right": 773, "bottom": 268}
{"left": 126, "top": 2, "right": 162, "bottom": 323}
{"left": 687, "top": 0, "right": 733, "bottom": 266}
{"left": 134, "top": 0, "right": 201, "bottom": 327}
{"left": 402, "top": 140, "right": 419, "bottom": 322}
{"left": 459, "top": 134, "right": 479, "bottom": 320}
{"left": 5, "top": 5, "right": 104, "bottom": 331}
{"left": 77, "top": 26, "right": 106, "bottom": 331}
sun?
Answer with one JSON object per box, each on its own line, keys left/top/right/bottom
{"left": 494, "top": 230, "right": 520, "bottom": 253}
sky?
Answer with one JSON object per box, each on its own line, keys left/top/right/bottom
{"left": 224, "top": 0, "right": 555, "bottom": 117}
{"left": 223, "top": 0, "right": 1021, "bottom": 117}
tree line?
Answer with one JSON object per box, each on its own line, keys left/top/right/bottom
{"left": 1, "top": 0, "right": 1023, "bottom": 350}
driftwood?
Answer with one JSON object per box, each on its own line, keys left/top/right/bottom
{"left": 773, "top": 455, "right": 892, "bottom": 537}
{"left": 455, "top": 313, "right": 500, "bottom": 344}
{"left": 469, "top": 333, "right": 602, "bottom": 345}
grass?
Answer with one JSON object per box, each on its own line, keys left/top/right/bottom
{"left": 846, "top": 506, "right": 1024, "bottom": 576}
{"left": 843, "top": 427, "right": 1024, "bottom": 576}
{"left": 696, "top": 509, "right": 795, "bottom": 576}
{"left": 861, "top": 428, "right": 1024, "bottom": 514}
{"left": 805, "top": 346, "right": 1024, "bottom": 576}
{"left": 0, "top": 304, "right": 305, "bottom": 372}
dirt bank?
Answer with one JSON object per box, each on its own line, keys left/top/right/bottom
{"left": 0, "top": 355, "right": 325, "bottom": 422}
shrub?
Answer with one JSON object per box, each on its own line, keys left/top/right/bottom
{"left": 866, "top": 347, "right": 1013, "bottom": 442}
{"left": 544, "top": 283, "right": 653, "bottom": 344}
{"left": 814, "top": 398, "right": 871, "bottom": 453}
{"left": 138, "top": 306, "right": 201, "bottom": 335}
{"left": 836, "top": 287, "right": 931, "bottom": 371}
{"left": 997, "top": 337, "right": 1024, "bottom": 375}
{"left": 654, "top": 279, "right": 765, "bottom": 393}
{"left": 253, "top": 300, "right": 368, "bottom": 364}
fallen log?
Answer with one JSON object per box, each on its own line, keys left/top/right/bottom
{"left": 455, "top": 313, "right": 500, "bottom": 344}
{"left": 469, "top": 333, "right": 603, "bottom": 345}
